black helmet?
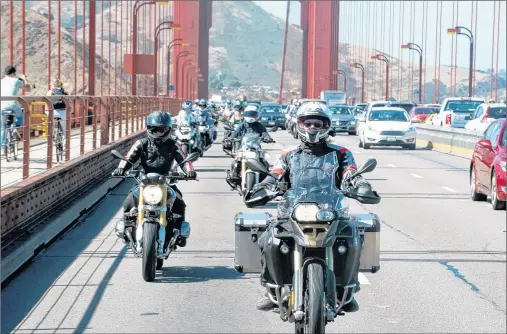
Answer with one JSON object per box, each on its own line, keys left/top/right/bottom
{"left": 295, "top": 102, "right": 331, "bottom": 144}
{"left": 243, "top": 105, "right": 260, "bottom": 123}
{"left": 233, "top": 101, "right": 244, "bottom": 112}
{"left": 146, "top": 111, "right": 173, "bottom": 143}
{"left": 198, "top": 99, "right": 207, "bottom": 108}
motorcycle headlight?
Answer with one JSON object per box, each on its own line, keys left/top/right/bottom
{"left": 143, "top": 185, "right": 163, "bottom": 205}
{"left": 293, "top": 204, "right": 320, "bottom": 223}
{"left": 315, "top": 209, "right": 336, "bottom": 222}
{"left": 190, "top": 139, "right": 195, "bottom": 144}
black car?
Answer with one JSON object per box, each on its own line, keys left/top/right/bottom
{"left": 258, "top": 104, "right": 286, "bottom": 129}
{"left": 386, "top": 101, "right": 416, "bottom": 114}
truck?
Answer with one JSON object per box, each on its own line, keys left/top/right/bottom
{"left": 210, "top": 94, "right": 224, "bottom": 104}
{"left": 320, "top": 91, "right": 347, "bottom": 106}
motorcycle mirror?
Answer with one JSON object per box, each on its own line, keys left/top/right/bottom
{"left": 180, "top": 152, "right": 200, "bottom": 165}
{"left": 269, "top": 126, "right": 278, "bottom": 132}
{"left": 224, "top": 126, "right": 233, "bottom": 131}
{"left": 348, "top": 158, "right": 377, "bottom": 180}
{"left": 246, "top": 159, "right": 269, "bottom": 174}
{"left": 328, "top": 130, "right": 336, "bottom": 137}
{"left": 111, "top": 149, "right": 127, "bottom": 161}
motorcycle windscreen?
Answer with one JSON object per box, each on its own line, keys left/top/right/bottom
{"left": 241, "top": 133, "right": 261, "bottom": 150}
{"left": 277, "top": 151, "right": 347, "bottom": 220}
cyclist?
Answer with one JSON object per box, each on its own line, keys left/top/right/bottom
{"left": 47, "top": 79, "right": 69, "bottom": 142}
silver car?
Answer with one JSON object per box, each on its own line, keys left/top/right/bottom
{"left": 328, "top": 104, "right": 358, "bottom": 135}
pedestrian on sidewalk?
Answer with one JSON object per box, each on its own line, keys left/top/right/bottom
{"left": 1, "top": 66, "right": 32, "bottom": 149}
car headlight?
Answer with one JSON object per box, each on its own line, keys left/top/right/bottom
{"left": 349, "top": 120, "right": 357, "bottom": 125}
{"left": 406, "top": 126, "right": 416, "bottom": 132}
{"left": 315, "top": 209, "right": 336, "bottom": 222}
{"left": 143, "top": 185, "right": 163, "bottom": 205}
{"left": 293, "top": 204, "right": 320, "bottom": 223}
{"left": 500, "top": 161, "right": 506, "bottom": 172}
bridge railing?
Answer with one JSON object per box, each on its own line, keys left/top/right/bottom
{"left": 1, "top": 96, "right": 180, "bottom": 241}
{"left": 1, "top": 96, "right": 181, "bottom": 188}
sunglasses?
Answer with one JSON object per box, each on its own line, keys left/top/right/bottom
{"left": 298, "top": 119, "right": 325, "bottom": 130}
{"left": 149, "top": 127, "right": 167, "bottom": 133}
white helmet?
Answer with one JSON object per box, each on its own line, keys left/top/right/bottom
{"left": 243, "top": 105, "right": 260, "bottom": 123}
{"left": 295, "top": 102, "right": 331, "bottom": 144}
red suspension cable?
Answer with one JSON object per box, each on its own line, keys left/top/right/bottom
{"left": 495, "top": 0, "right": 500, "bottom": 101}
{"left": 490, "top": 1, "right": 496, "bottom": 100}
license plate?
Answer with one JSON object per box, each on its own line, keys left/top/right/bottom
{"left": 387, "top": 137, "right": 396, "bottom": 141}
{"left": 268, "top": 121, "right": 275, "bottom": 125}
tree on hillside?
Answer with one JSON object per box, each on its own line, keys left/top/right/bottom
{"left": 229, "top": 80, "right": 242, "bottom": 88}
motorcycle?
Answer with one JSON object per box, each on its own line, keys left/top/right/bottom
{"left": 173, "top": 120, "right": 202, "bottom": 155}
{"left": 111, "top": 149, "right": 200, "bottom": 282}
{"left": 225, "top": 133, "right": 275, "bottom": 200}
{"left": 195, "top": 113, "right": 217, "bottom": 153}
{"left": 245, "top": 156, "right": 381, "bottom": 333}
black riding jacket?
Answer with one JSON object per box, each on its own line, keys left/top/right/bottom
{"left": 118, "top": 137, "right": 194, "bottom": 175}
{"left": 229, "top": 121, "right": 270, "bottom": 139}
{"left": 261, "top": 141, "right": 361, "bottom": 190}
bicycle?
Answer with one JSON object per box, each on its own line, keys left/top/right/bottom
{"left": 54, "top": 117, "right": 64, "bottom": 162}
{"left": 3, "top": 112, "right": 20, "bottom": 162}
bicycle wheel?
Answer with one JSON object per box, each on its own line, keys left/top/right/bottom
{"left": 55, "top": 123, "right": 63, "bottom": 162}
{"left": 5, "top": 130, "right": 11, "bottom": 162}
{"left": 12, "top": 130, "right": 18, "bottom": 161}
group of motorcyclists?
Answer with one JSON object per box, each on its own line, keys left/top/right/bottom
{"left": 112, "top": 95, "right": 379, "bottom": 316}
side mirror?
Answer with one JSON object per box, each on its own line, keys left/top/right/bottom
{"left": 345, "top": 158, "right": 377, "bottom": 181}
{"left": 477, "top": 139, "right": 492, "bottom": 150}
{"left": 180, "top": 152, "right": 200, "bottom": 165}
{"left": 246, "top": 159, "right": 269, "bottom": 174}
{"left": 328, "top": 130, "right": 336, "bottom": 137}
{"left": 244, "top": 187, "right": 270, "bottom": 207}
{"left": 224, "top": 126, "right": 233, "bottom": 131}
{"left": 111, "top": 149, "right": 127, "bottom": 161}
{"left": 269, "top": 126, "right": 278, "bottom": 132}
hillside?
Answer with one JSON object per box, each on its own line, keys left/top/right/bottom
{"left": 1, "top": 0, "right": 503, "bottom": 101}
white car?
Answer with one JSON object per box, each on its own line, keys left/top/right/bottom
{"left": 464, "top": 102, "right": 506, "bottom": 132}
{"left": 358, "top": 107, "right": 416, "bottom": 150}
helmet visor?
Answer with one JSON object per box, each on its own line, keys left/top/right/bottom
{"left": 148, "top": 126, "right": 169, "bottom": 138}
{"left": 298, "top": 119, "right": 325, "bottom": 130}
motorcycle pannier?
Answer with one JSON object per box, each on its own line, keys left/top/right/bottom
{"left": 350, "top": 213, "right": 381, "bottom": 273}
{"left": 234, "top": 212, "right": 272, "bottom": 273}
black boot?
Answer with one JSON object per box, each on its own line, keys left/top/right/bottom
{"left": 342, "top": 297, "right": 359, "bottom": 313}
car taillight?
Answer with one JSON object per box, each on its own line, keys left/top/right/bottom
{"left": 445, "top": 114, "right": 451, "bottom": 124}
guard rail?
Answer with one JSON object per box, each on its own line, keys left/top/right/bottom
{"left": 414, "top": 124, "right": 484, "bottom": 157}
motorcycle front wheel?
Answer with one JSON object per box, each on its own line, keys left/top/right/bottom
{"left": 295, "top": 264, "right": 326, "bottom": 334}
{"left": 142, "top": 223, "right": 158, "bottom": 282}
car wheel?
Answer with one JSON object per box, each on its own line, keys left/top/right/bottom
{"left": 358, "top": 135, "right": 363, "bottom": 148}
{"left": 363, "top": 143, "right": 371, "bottom": 149}
{"left": 470, "top": 165, "right": 486, "bottom": 201}
{"left": 491, "top": 171, "right": 506, "bottom": 210}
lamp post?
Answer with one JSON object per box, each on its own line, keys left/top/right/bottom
{"left": 166, "top": 39, "right": 189, "bottom": 95}
{"left": 447, "top": 26, "right": 474, "bottom": 97}
{"left": 350, "top": 62, "right": 365, "bottom": 103}
{"left": 154, "top": 22, "right": 180, "bottom": 95}
{"left": 180, "top": 59, "right": 195, "bottom": 98}
{"left": 336, "top": 70, "right": 347, "bottom": 91}
{"left": 186, "top": 68, "right": 198, "bottom": 99}
{"left": 401, "top": 43, "right": 423, "bottom": 103}
{"left": 132, "top": 0, "right": 167, "bottom": 95}
{"left": 175, "top": 51, "right": 192, "bottom": 98}
{"left": 371, "top": 54, "right": 390, "bottom": 101}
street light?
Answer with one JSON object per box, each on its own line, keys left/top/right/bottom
{"left": 350, "top": 62, "right": 365, "bottom": 103}
{"left": 131, "top": 0, "right": 168, "bottom": 95}
{"left": 180, "top": 59, "right": 195, "bottom": 98}
{"left": 153, "top": 22, "right": 181, "bottom": 95}
{"left": 175, "top": 51, "right": 192, "bottom": 98}
{"left": 371, "top": 54, "right": 390, "bottom": 101}
{"left": 401, "top": 43, "right": 423, "bottom": 103}
{"left": 335, "top": 70, "right": 347, "bottom": 91}
{"left": 166, "top": 39, "right": 189, "bottom": 95}
{"left": 447, "top": 26, "right": 474, "bottom": 97}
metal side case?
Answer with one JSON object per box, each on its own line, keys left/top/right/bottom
{"left": 350, "top": 213, "right": 381, "bottom": 273}
{"left": 234, "top": 212, "right": 273, "bottom": 273}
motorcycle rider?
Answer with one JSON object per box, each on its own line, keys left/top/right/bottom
{"left": 227, "top": 105, "right": 273, "bottom": 180}
{"left": 176, "top": 100, "right": 197, "bottom": 125}
{"left": 192, "top": 99, "right": 200, "bottom": 112}
{"left": 239, "top": 95, "right": 248, "bottom": 107}
{"left": 251, "top": 102, "right": 375, "bottom": 313}
{"left": 112, "top": 111, "right": 197, "bottom": 248}
{"left": 228, "top": 101, "right": 244, "bottom": 126}
{"left": 194, "top": 99, "right": 215, "bottom": 147}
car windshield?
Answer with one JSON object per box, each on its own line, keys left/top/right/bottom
{"left": 445, "top": 100, "right": 483, "bottom": 113}
{"left": 328, "top": 106, "right": 352, "bottom": 115}
{"left": 501, "top": 126, "right": 506, "bottom": 147}
{"left": 277, "top": 152, "right": 346, "bottom": 219}
{"left": 390, "top": 104, "right": 414, "bottom": 113}
{"left": 488, "top": 106, "right": 506, "bottom": 119}
{"left": 241, "top": 133, "right": 261, "bottom": 150}
{"left": 368, "top": 109, "right": 409, "bottom": 122}
{"left": 414, "top": 107, "right": 435, "bottom": 115}
{"left": 261, "top": 106, "right": 282, "bottom": 113}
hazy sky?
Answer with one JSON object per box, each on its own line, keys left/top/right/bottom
{"left": 253, "top": 1, "right": 505, "bottom": 71}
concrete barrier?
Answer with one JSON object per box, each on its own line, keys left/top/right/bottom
{"left": 415, "top": 124, "right": 484, "bottom": 158}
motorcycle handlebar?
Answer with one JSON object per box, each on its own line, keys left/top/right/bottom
{"left": 111, "top": 170, "right": 197, "bottom": 181}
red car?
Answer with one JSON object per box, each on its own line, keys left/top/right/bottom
{"left": 409, "top": 106, "right": 438, "bottom": 123}
{"left": 470, "top": 119, "right": 506, "bottom": 210}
